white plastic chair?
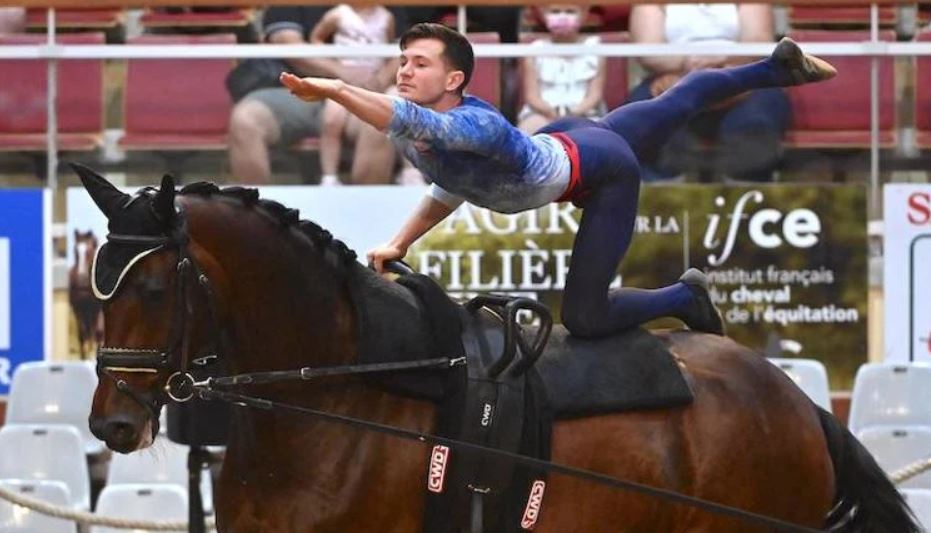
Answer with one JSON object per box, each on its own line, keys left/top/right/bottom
{"left": 848, "top": 363, "right": 931, "bottom": 435}
{"left": 767, "top": 358, "right": 833, "bottom": 413}
{"left": 6, "top": 361, "right": 105, "bottom": 455}
{"left": 0, "top": 425, "right": 90, "bottom": 511}
{"left": 91, "top": 484, "right": 188, "bottom": 533}
{"left": 107, "top": 439, "right": 213, "bottom": 513}
{"left": 0, "top": 479, "right": 77, "bottom": 533}
{"left": 857, "top": 426, "right": 931, "bottom": 490}
{"left": 901, "top": 488, "right": 931, "bottom": 531}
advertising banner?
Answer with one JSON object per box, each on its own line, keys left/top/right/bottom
{"left": 68, "top": 183, "right": 867, "bottom": 387}
{"left": 884, "top": 185, "right": 931, "bottom": 363}
{"left": 410, "top": 184, "right": 867, "bottom": 389}
{"left": 0, "top": 189, "right": 51, "bottom": 395}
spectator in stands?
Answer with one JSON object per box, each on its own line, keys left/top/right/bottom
{"left": 0, "top": 7, "right": 25, "bottom": 33}
{"left": 311, "top": 5, "right": 398, "bottom": 185}
{"left": 628, "top": 4, "right": 790, "bottom": 182}
{"left": 227, "top": 6, "right": 396, "bottom": 184}
{"left": 518, "top": 4, "right": 607, "bottom": 134}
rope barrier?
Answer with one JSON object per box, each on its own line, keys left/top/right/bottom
{"left": 891, "top": 456, "right": 931, "bottom": 485}
{"left": 0, "top": 483, "right": 216, "bottom": 530}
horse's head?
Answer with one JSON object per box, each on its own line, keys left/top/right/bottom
{"left": 74, "top": 163, "right": 217, "bottom": 453}
{"left": 71, "top": 230, "right": 98, "bottom": 282}
{"left": 76, "top": 162, "right": 386, "bottom": 452}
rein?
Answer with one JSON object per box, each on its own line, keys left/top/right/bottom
{"left": 96, "top": 212, "right": 821, "bottom": 533}
{"left": 198, "top": 386, "right": 821, "bottom": 533}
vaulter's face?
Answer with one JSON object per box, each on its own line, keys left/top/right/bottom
{"left": 397, "top": 38, "right": 463, "bottom": 107}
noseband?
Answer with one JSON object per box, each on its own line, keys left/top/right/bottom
{"left": 96, "top": 210, "right": 226, "bottom": 433}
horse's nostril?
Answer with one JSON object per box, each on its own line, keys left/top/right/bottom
{"left": 105, "top": 420, "right": 138, "bottom": 444}
{"left": 89, "top": 417, "right": 107, "bottom": 440}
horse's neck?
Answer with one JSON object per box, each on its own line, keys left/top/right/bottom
{"left": 223, "top": 384, "right": 434, "bottom": 526}
{"left": 191, "top": 204, "right": 436, "bottom": 525}
{"left": 345, "top": 264, "right": 438, "bottom": 363}
{"left": 222, "top": 267, "right": 438, "bottom": 523}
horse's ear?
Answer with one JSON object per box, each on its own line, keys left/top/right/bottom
{"left": 152, "top": 174, "right": 177, "bottom": 226}
{"left": 70, "top": 162, "right": 130, "bottom": 220}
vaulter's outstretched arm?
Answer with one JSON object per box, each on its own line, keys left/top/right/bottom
{"left": 281, "top": 72, "right": 395, "bottom": 130}
{"left": 281, "top": 72, "right": 518, "bottom": 157}
{"left": 367, "top": 195, "right": 457, "bottom": 273}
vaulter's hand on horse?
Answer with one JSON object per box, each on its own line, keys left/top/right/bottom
{"left": 280, "top": 72, "right": 344, "bottom": 102}
{"left": 367, "top": 242, "right": 406, "bottom": 274}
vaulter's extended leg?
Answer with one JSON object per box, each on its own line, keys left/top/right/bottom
{"left": 598, "top": 37, "right": 835, "bottom": 158}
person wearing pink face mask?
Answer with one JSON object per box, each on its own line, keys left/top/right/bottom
{"left": 518, "top": 5, "right": 607, "bottom": 134}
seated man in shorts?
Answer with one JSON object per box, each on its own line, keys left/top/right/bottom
{"left": 227, "top": 6, "right": 397, "bottom": 184}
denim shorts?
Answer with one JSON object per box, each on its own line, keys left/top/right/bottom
{"left": 243, "top": 87, "right": 324, "bottom": 146}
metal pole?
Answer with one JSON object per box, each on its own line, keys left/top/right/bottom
{"left": 869, "top": 3, "right": 880, "bottom": 220}
{"left": 457, "top": 5, "right": 467, "bottom": 34}
{"left": 187, "top": 446, "right": 207, "bottom": 533}
{"left": 45, "top": 8, "right": 58, "bottom": 190}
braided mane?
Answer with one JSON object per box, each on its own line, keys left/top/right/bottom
{"left": 178, "top": 182, "right": 358, "bottom": 268}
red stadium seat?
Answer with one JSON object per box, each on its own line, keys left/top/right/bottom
{"left": 590, "top": 6, "right": 631, "bottom": 32}
{"left": 600, "top": 32, "right": 629, "bottom": 110}
{"left": 25, "top": 8, "right": 123, "bottom": 31}
{"left": 139, "top": 7, "right": 254, "bottom": 30}
{"left": 516, "top": 32, "right": 629, "bottom": 114}
{"left": 913, "top": 30, "right": 931, "bottom": 148}
{"left": 0, "top": 33, "right": 105, "bottom": 151}
{"left": 919, "top": 4, "right": 931, "bottom": 26}
{"left": 119, "top": 34, "right": 236, "bottom": 151}
{"left": 787, "top": 5, "right": 897, "bottom": 28}
{"left": 783, "top": 30, "right": 896, "bottom": 149}
{"left": 466, "top": 32, "right": 502, "bottom": 108}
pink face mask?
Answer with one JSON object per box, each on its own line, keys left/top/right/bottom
{"left": 544, "top": 12, "right": 581, "bottom": 35}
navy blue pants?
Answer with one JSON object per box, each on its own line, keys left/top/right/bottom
{"left": 537, "top": 57, "right": 790, "bottom": 337}
{"left": 626, "top": 80, "right": 790, "bottom": 182}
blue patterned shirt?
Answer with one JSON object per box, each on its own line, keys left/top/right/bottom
{"left": 388, "top": 95, "right": 570, "bottom": 214}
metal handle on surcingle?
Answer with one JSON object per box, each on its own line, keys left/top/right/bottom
{"left": 468, "top": 295, "right": 519, "bottom": 378}
{"left": 380, "top": 259, "right": 415, "bottom": 276}
{"left": 509, "top": 299, "right": 553, "bottom": 376}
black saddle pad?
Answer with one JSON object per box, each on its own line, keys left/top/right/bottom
{"left": 536, "top": 326, "right": 693, "bottom": 419}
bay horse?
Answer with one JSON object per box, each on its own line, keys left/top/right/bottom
{"left": 68, "top": 229, "right": 103, "bottom": 359}
{"left": 76, "top": 164, "right": 916, "bottom": 533}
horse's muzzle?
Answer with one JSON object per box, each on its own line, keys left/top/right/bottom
{"left": 90, "top": 414, "right": 143, "bottom": 454}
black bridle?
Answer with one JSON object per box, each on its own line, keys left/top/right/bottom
{"left": 95, "top": 211, "right": 229, "bottom": 432}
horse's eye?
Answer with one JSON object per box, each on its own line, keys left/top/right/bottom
{"left": 137, "top": 278, "right": 168, "bottom": 299}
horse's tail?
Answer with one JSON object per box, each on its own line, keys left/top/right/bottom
{"left": 818, "top": 406, "right": 921, "bottom": 532}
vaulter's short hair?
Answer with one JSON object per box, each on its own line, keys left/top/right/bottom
{"left": 399, "top": 23, "right": 474, "bottom": 94}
